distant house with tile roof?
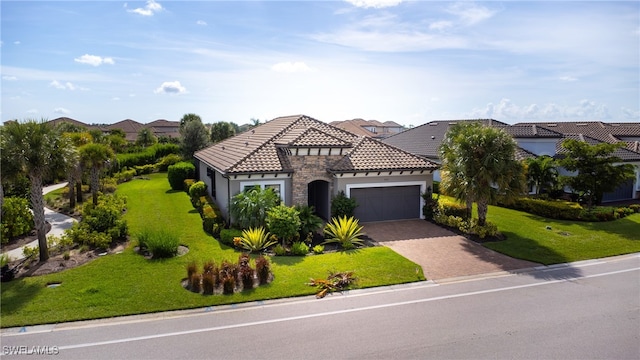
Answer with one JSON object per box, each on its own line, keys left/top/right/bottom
{"left": 383, "top": 119, "right": 640, "bottom": 202}
{"left": 330, "top": 118, "right": 405, "bottom": 139}
{"left": 194, "top": 115, "right": 438, "bottom": 223}
{"left": 45, "top": 117, "right": 180, "bottom": 142}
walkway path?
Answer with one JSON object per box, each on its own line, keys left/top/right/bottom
{"left": 3, "top": 183, "right": 77, "bottom": 261}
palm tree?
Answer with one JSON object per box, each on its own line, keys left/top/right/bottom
{"left": 0, "top": 120, "right": 76, "bottom": 261}
{"left": 136, "top": 128, "right": 157, "bottom": 148}
{"left": 61, "top": 132, "right": 92, "bottom": 209}
{"left": 525, "top": 155, "right": 559, "bottom": 195}
{"left": 439, "top": 122, "right": 525, "bottom": 226}
{"left": 79, "top": 143, "right": 114, "bottom": 205}
{"left": 180, "top": 113, "right": 202, "bottom": 130}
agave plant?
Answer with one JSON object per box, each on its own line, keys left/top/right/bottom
{"left": 239, "top": 227, "right": 277, "bottom": 253}
{"left": 322, "top": 216, "right": 365, "bottom": 249}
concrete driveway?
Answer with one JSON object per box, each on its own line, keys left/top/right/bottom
{"left": 362, "top": 219, "right": 539, "bottom": 281}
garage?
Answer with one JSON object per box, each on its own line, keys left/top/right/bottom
{"left": 602, "top": 179, "right": 634, "bottom": 202}
{"left": 350, "top": 185, "right": 421, "bottom": 222}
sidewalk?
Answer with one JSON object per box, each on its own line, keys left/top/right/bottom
{"left": 3, "top": 183, "right": 77, "bottom": 261}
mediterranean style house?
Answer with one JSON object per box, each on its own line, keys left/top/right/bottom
{"left": 382, "top": 120, "right": 640, "bottom": 202}
{"left": 45, "top": 117, "right": 181, "bottom": 142}
{"left": 194, "top": 115, "right": 438, "bottom": 223}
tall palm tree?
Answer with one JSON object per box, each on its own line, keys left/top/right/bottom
{"left": 136, "top": 128, "right": 157, "bottom": 148}
{"left": 79, "top": 143, "right": 114, "bottom": 205}
{"left": 439, "top": 122, "right": 525, "bottom": 226}
{"left": 61, "top": 132, "right": 92, "bottom": 209}
{"left": 0, "top": 120, "right": 76, "bottom": 261}
{"left": 525, "top": 155, "right": 559, "bottom": 195}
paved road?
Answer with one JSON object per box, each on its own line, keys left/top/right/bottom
{"left": 2, "top": 254, "right": 638, "bottom": 359}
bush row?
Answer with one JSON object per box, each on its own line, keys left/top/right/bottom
{"left": 186, "top": 180, "right": 226, "bottom": 237}
{"left": 503, "top": 197, "right": 640, "bottom": 222}
{"left": 433, "top": 214, "right": 500, "bottom": 239}
{"left": 115, "top": 143, "right": 180, "bottom": 170}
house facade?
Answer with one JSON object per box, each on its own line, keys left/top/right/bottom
{"left": 383, "top": 120, "right": 640, "bottom": 202}
{"left": 45, "top": 117, "right": 180, "bottom": 142}
{"left": 194, "top": 115, "right": 438, "bottom": 223}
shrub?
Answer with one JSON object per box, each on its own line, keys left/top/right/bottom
{"left": 81, "top": 194, "right": 128, "bottom": 242}
{"left": 202, "top": 272, "right": 216, "bottom": 295}
{"left": 136, "top": 228, "right": 180, "bottom": 258}
{"left": 167, "top": 161, "right": 196, "bottom": 190}
{"left": 116, "top": 143, "right": 180, "bottom": 170}
{"left": 113, "top": 169, "right": 137, "bottom": 183}
{"left": 307, "top": 270, "right": 357, "bottom": 299}
{"left": 629, "top": 204, "right": 640, "bottom": 213}
{"left": 219, "top": 260, "right": 238, "bottom": 295}
{"left": 255, "top": 255, "right": 271, "bottom": 285}
{"left": 266, "top": 205, "right": 301, "bottom": 245}
{"left": 201, "top": 203, "right": 225, "bottom": 237}
{"left": 437, "top": 198, "right": 469, "bottom": 219}
{"left": 22, "top": 245, "right": 39, "bottom": 262}
{"left": 273, "top": 244, "right": 286, "bottom": 256}
{"left": 156, "top": 153, "right": 182, "bottom": 172}
{"left": 189, "top": 273, "right": 201, "bottom": 293}
{"left": 220, "top": 228, "right": 243, "bottom": 247}
{"left": 331, "top": 191, "right": 357, "bottom": 218}
{"left": 238, "top": 254, "right": 255, "bottom": 290}
{"left": 64, "top": 223, "right": 112, "bottom": 249}
{"left": 323, "top": 216, "right": 365, "bottom": 249}
{"left": 239, "top": 227, "right": 277, "bottom": 253}
{"left": 187, "top": 261, "right": 198, "bottom": 280}
{"left": 189, "top": 181, "right": 208, "bottom": 199}
{"left": 134, "top": 164, "right": 156, "bottom": 175}
{"left": 312, "top": 245, "right": 325, "bottom": 254}
{"left": 290, "top": 241, "right": 309, "bottom": 256}
{"left": 421, "top": 190, "right": 439, "bottom": 221}
{"left": 230, "top": 186, "right": 281, "bottom": 229}
{"left": 183, "top": 179, "right": 196, "bottom": 193}
{"left": 295, "top": 205, "right": 323, "bottom": 238}
{"left": 1, "top": 197, "right": 34, "bottom": 242}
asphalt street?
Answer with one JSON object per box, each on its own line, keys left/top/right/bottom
{"left": 2, "top": 254, "right": 638, "bottom": 360}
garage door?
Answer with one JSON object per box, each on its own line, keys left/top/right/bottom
{"left": 602, "top": 179, "right": 634, "bottom": 202}
{"left": 351, "top": 186, "right": 421, "bottom": 222}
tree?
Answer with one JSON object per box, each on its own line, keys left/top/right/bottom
{"left": 559, "top": 139, "right": 635, "bottom": 208}
{"left": 525, "top": 155, "right": 559, "bottom": 195}
{"left": 136, "top": 128, "right": 157, "bottom": 148}
{"left": 80, "top": 143, "right": 114, "bottom": 205}
{"left": 180, "top": 118, "right": 210, "bottom": 159}
{"left": 180, "top": 113, "right": 202, "bottom": 130}
{"left": 439, "top": 122, "right": 525, "bottom": 226}
{"left": 0, "top": 120, "right": 76, "bottom": 261}
{"left": 61, "top": 131, "right": 92, "bottom": 209}
{"left": 210, "top": 121, "right": 236, "bottom": 143}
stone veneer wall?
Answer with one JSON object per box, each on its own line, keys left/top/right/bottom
{"left": 288, "top": 154, "right": 343, "bottom": 206}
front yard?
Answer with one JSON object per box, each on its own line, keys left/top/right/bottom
{"left": 0, "top": 173, "right": 424, "bottom": 328}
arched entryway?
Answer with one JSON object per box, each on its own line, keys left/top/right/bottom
{"left": 308, "top": 180, "right": 330, "bottom": 220}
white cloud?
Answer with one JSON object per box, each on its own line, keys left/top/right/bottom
{"left": 54, "top": 107, "right": 70, "bottom": 115}
{"left": 127, "top": 0, "right": 163, "bottom": 16}
{"left": 271, "top": 61, "right": 315, "bottom": 73}
{"left": 445, "top": 2, "right": 497, "bottom": 26}
{"left": 559, "top": 76, "right": 578, "bottom": 82}
{"left": 74, "top": 54, "right": 115, "bottom": 66}
{"left": 345, "top": 0, "right": 403, "bottom": 9}
{"left": 49, "top": 80, "right": 86, "bottom": 91}
{"left": 429, "top": 21, "right": 453, "bottom": 31}
{"left": 112, "top": 97, "right": 121, "bottom": 101}
{"left": 14, "top": 41, "right": 21, "bottom": 45}
{"left": 154, "top": 81, "right": 187, "bottom": 95}
{"left": 196, "top": 20, "right": 207, "bottom": 26}
{"left": 2, "top": 75, "right": 18, "bottom": 81}
{"left": 621, "top": 107, "right": 640, "bottom": 119}
{"left": 467, "top": 98, "right": 614, "bottom": 121}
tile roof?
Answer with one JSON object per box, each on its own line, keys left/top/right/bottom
{"left": 329, "top": 120, "right": 377, "bottom": 137}
{"left": 382, "top": 119, "right": 508, "bottom": 159}
{"left": 501, "top": 125, "right": 564, "bottom": 138}
{"left": 516, "top": 121, "right": 640, "bottom": 144}
{"left": 556, "top": 134, "right": 640, "bottom": 161}
{"left": 195, "top": 114, "right": 438, "bottom": 175}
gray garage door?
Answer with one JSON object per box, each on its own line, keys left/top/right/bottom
{"left": 602, "top": 179, "right": 634, "bottom": 202}
{"left": 351, "top": 186, "right": 421, "bottom": 222}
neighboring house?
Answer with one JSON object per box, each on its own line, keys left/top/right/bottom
{"left": 383, "top": 119, "right": 640, "bottom": 202}
{"left": 45, "top": 117, "right": 180, "bottom": 142}
{"left": 330, "top": 119, "right": 405, "bottom": 138}
{"left": 194, "top": 115, "right": 438, "bottom": 223}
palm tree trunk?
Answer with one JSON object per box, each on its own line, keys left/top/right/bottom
{"left": 76, "top": 180, "right": 83, "bottom": 204}
{"left": 477, "top": 200, "right": 488, "bottom": 227}
{"left": 91, "top": 167, "right": 99, "bottom": 205}
{"left": 29, "top": 173, "right": 49, "bottom": 262}
{"left": 465, "top": 198, "right": 473, "bottom": 220}
{"left": 68, "top": 176, "right": 76, "bottom": 209}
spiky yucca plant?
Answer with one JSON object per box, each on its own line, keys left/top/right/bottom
{"left": 239, "top": 227, "right": 277, "bottom": 253}
{"left": 322, "top": 216, "right": 365, "bottom": 249}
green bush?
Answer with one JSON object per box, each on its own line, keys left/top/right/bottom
{"left": 273, "top": 244, "right": 286, "bottom": 256}
{"left": 433, "top": 214, "right": 500, "bottom": 239}
{"left": 312, "top": 244, "right": 325, "bottom": 254}
{"left": 136, "top": 228, "right": 180, "bottom": 258}
{"left": 1, "top": 197, "right": 34, "bottom": 242}
{"left": 295, "top": 205, "right": 323, "bottom": 238}
{"left": 167, "top": 161, "right": 195, "bottom": 190}
{"left": 156, "top": 154, "right": 182, "bottom": 172}
{"left": 331, "top": 191, "right": 357, "bottom": 218}
{"left": 323, "top": 216, "right": 365, "bottom": 249}
{"left": 437, "top": 198, "right": 469, "bottom": 219}
{"left": 202, "top": 203, "right": 224, "bottom": 236}
{"left": 116, "top": 143, "right": 180, "bottom": 170}
{"left": 81, "top": 194, "right": 128, "bottom": 241}
{"left": 230, "top": 186, "right": 280, "bottom": 229}
{"left": 239, "top": 227, "right": 277, "bottom": 253}
{"left": 220, "top": 228, "right": 243, "bottom": 247}
{"left": 63, "top": 223, "right": 112, "bottom": 249}
{"left": 134, "top": 164, "right": 156, "bottom": 175}
{"left": 189, "top": 181, "right": 208, "bottom": 199}
{"left": 266, "top": 204, "right": 301, "bottom": 245}
{"left": 290, "top": 241, "right": 309, "bottom": 256}
{"left": 113, "top": 169, "right": 137, "bottom": 183}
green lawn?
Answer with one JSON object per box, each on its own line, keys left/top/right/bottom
{"left": 1, "top": 173, "right": 424, "bottom": 328}
{"left": 484, "top": 204, "right": 640, "bottom": 265}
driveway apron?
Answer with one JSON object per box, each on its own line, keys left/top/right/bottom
{"left": 362, "top": 220, "right": 538, "bottom": 281}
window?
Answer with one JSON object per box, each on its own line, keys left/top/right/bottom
{"left": 240, "top": 180, "right": 285, "bottom": 201}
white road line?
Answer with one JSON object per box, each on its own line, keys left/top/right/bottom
{"left": 53, "top": 267, "right": 639, "bottom": 352}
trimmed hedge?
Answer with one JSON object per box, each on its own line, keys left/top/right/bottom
{"left": 167, "top": 162, "right": 195, "bottom": 191}
{"left": 505, "top": 197, "right": 640, "bottom": 222}
{"left": 220, "top": 228, "right": 243, "bottom": 247}
{"left": 116, "top": 143, "right": 180, "bottom": 170}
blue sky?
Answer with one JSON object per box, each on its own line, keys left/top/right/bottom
{"left": 2, "top": 0, "right": 639, "bottom": 126}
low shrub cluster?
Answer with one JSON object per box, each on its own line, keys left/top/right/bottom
{"left": 1, "top": 197, "right": 34, "bottom": 243}
{"left": 116, "top": 143, "right": 180, "bottom": 170}
{"left": 331, "top": 191, "right": 357, "bottom": 218}
{"left": 61, "top": 194, "right": 128, "bottom": 250}
{"left": 433, "top": 213, "right": 500, "bottom": 240}
{"left": 437, "top": 198, "right": 469, "bottom": 219}
{"left": 185, "top": 181, "right": 226, "bottom": 237}
{"left": 186, "top": 253, "right": 272, "bottom": 295}
{"left": 504, "top": 197, "right": 640, "bottom": 222}
{"left": 322, "top": 216, "right": 365, "bottom": 250}
{"left": 136, "top": 228, "right": 180, "bottom": 258}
